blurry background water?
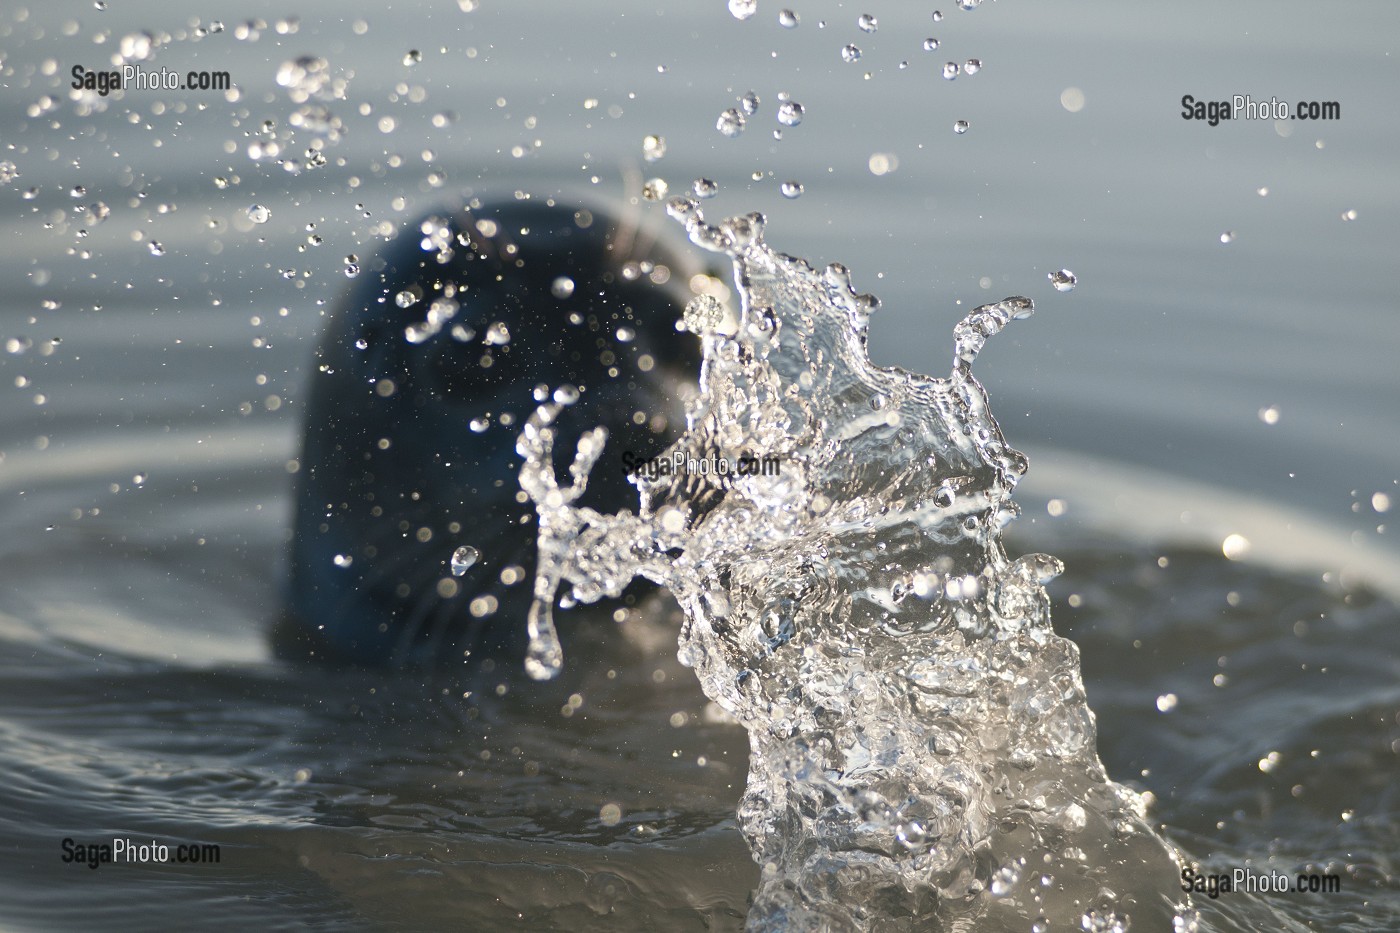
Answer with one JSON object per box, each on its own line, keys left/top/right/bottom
{"left": 0, "top": 1, "right": 1397, "bottom": 929}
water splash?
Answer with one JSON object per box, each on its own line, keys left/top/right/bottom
{"left": 516, "top": 205, "right": 1186, "bottom": 929}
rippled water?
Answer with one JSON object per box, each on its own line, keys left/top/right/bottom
{"left": 3, "top": 1, "right": 1398, "bottom": 930}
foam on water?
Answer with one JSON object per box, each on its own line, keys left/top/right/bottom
{"left": 517, "top": 204, "right": 1192, "bottom": 930}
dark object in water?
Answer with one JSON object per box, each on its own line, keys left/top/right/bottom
{"left": 277, "top": 199, "right": 702, "bottom": 667}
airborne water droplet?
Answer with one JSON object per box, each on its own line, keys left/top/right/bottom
{"left": 1219, "top": 230, "right": 1236, "bottom": 244}
{"left": 780, "top": 180, "right": 804, "bottom": 199}
{"left": 692, "top": 178, "right": 719, "bottom": 199}
{"left": 1048, "top": 269, "right": 1077, "bottom": 292}
{"left": 777, "top": 100, "right": 804, "bottom": 126}
{"left": 683, "top": 294, "right": 725, "bottom": 334}
{"left": 740, "top": 91, "right": 761, "bottom": 115}
{"left": 247, "top": 204, "right": 271, "bottom": 224}
{"left": 148, "top": 240, "right": 165, "bottom": 256}
{"left": 778, "top": 8, "right": 799, "bottom": 27}
{"left": 717, "top": 108, "right": 747, "bottom": 138}
{"left": 953, "top": 120, "right": 969, "bottom": 134}
{"left": 642, "top": 134, "right": 667, "bottom": 162}
{"left": 841, "top": 44, "right": 862, "bottom": 64}
{"left": 942, "top": 62, "right": 960, "bottom": 80}
{"left": 402, "top": 49, "right": 422, "bottom": 66}
{"left": 964, "top": 58, "right": 982, "bottom": 75}
{"left": 932, "top": 10, "right": 944, "bottom": 21}
{"left": 450, "top": 545, "right": 480, "bottom": 576}
{"left": 551, "top": 276, "right": 575, "bottom": 299}
{"left": 728, "top": 0, "right": 757, "bottom": 21}
{"left": 922, "top": 38, "right": 940, "bottom": 51}
{"left": 857, "top": 13, "right": 878, "bottom": 33}
{"left": 642, "top": 178, "right": 669, "bottom": 201}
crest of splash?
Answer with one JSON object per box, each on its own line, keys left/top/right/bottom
{"left": 516, "top": 202, "right": 1190, "bottom": 930}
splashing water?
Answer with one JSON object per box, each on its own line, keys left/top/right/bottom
{"left": 515, "top": 205, "right": 1188, "bottom": 930}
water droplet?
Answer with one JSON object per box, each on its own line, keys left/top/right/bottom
{"left": 717, "top": 108, "right": 747, "bottom": 138}
{"left": 1221, "top": 533, "right": 1251, "bottom": 561}
{"left": 932, "top": 10, "right": 944, "bottom": 21}
{"left": 1156, "top": 693, "right": 1178, "bottom": 713}
{"left": 692, "top": 178, "right": 718, "bottom": 199}
{"left": 354, "top": 338, "right": 368, "bottom": 350}
{"left": 1219, "top": 230, "right": 1236, "bottom": 244}
{"left": 132, "top": 472, "right": 147, "bottom": 486}
{"left": 148, "top": 240, "right": 165, "bottom": 256}
{"left": 395, "top": 290, "right": 418, "bottom": 309}
{"left": 403, "top": 49, "right": 422, "bottom": 66}
{"left": 740, "top": 91, "right": 760, "bottom": 115}
{"left": 551, "top": 276, "right": 576, "bottom": 299}
{"left": 777, "top": 100, "right": 804, "bottom": 126}
{"left": 959, "top": 0, "right": 981, "bottom": 9}
{"left": 616, "top": 326, "right": 636, "bottom": 343}
{"left": 1048, "top": 269, "right": 1076, "bottom": 292}
{"left": 728, "top": 0, "right": 757, "bottom": 21}
{"left": 553, "top": 385, "right": 581, "bottom": 404}
{"left": 780, "top": 180, "right": 804, "bottom": 199}
{"left": 247, "top": 204, "right": 271, "bottom": 224}
{"left": 642, "top": 178, "right": 669, "bottom": 201}
{"left": 642, "top": 134, "right": 667, "bottom": 162}
{"left": 990, "top": 865, "right": 1019, "bottom": 896}
{"left": 469, "top": 416, "right": 489, "bottom": 433}
{"left": 953, "top": 120, "right": 969, "bottom": 135}
{"left": 1257, "top": 186, "right": 1270, "bottom": 197}
{"left": 1258, "top": 405, "right": 1280, "bottom": 425}
{"left": 857, "top": 13, "right": 878, "bottom": 32}
{"left": 942, "top": 62, "right": 960, "bottom": 80}
{"left": 343, "top": 255, "right": 360, "bottom": 278}
{"left": 964, "top": 58, "right": 982, "bottom": 75}
{"left": 778, "top": 8, "right": 799, "bottom": 27}
{"left": 922, "top": 38, "right": 940, "bottom": 51}
{"left": 69, "top": 185, "right": 87, "bottom": 198}
{"left": 83, "top": 202, "right": 110, "bottom": 225}
{"left": 333, "top": 553, "right": 354, "bottom": 568}
{"left": 841, "top": 44, "right": 862, "bottom": 64}
{"left": 485, "top": 321, "right": 511, "bottom": 345}
{"left": 450, "top": 545, "right": 480, "bottom": 575}
{"left": 683, "top": 294, "right": 725, "bottom": 334}
{"left": 1341, "top": 208, "right": 1358, "bottom": 221}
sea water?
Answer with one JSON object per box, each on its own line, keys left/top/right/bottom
{"left": 2, "top": 0, "right": 1399, "bottom": 930}
{"left": 518, "top": 204, "right": 1188, "bottom": 930}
